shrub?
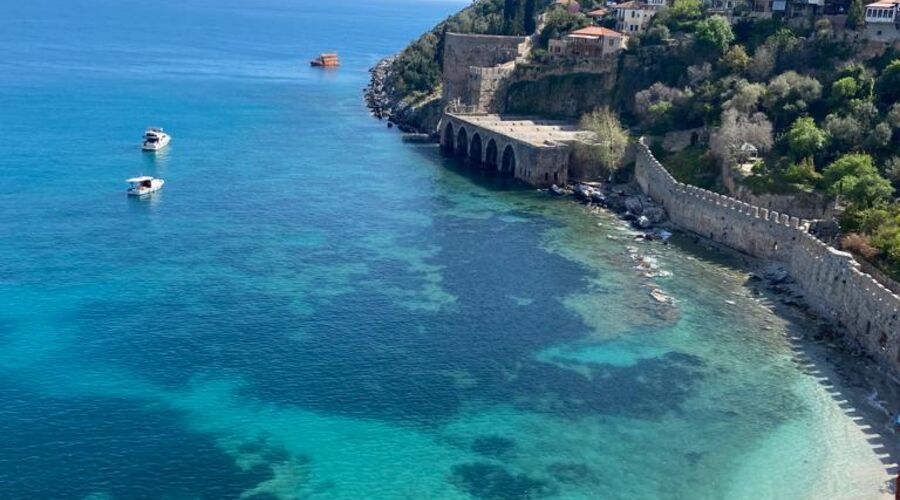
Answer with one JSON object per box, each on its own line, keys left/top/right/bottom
{"left": 785, "top": 117, "right": 828, "bottom": 159}
{"left": 841, "top": 233, "right": 882, "bottom": 260}
{"left": 695, "top": 16, "right": 735, "bottom": 54}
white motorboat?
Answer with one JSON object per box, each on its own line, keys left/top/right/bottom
{"left": 142, "top": 127, "right": 171, "bottom": 151}
{"left": 126, "top": 176, "right": 165, "bottom": 196}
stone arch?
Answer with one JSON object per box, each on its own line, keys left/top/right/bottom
{"left": 469, "top": 133, "right": 483, "bottom": 164}
{"left": 442, "top": 122, "right": 455, "bottom": 152}
{"left": 500, "top": 144, "right": 516, "bottom": 176}
{"left": 485, "top": 138, "right": 498, "bottom": 168}
{"left": 456, "top": 127, "right": 469, "bottom": 158}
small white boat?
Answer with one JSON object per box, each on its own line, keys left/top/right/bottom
{"left": 142, "top": 127, "right": 171, "bottom": 151}
{"left": 126, "top": 176, "right": 165, "bottom": 196}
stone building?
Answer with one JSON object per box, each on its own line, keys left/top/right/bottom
{"left": 441, "top": 33, "right": 529, "bottom": 110}
{"left": 864, "top": 0, "right": 900, "bottom": 42}
{"left": 548, "top": 26, "right": 628, "bottom": 58}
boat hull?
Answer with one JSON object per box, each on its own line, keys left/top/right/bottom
{"left": 142, "top": 135, "right": 171, "bottom": 151}
{"left": 127, "top": 179, "right": 165, "bottom": 196}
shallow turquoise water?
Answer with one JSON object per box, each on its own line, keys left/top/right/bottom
{"left": 0, "top": 0, "right": 891, "bottom": 498}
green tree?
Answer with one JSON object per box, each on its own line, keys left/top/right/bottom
{"left": 831, "top": 77, "right": 858, "bottom": 103}
{"left": 823, "top": 153, "right": 894, "bottom": 206}
{"left": 524, "top": 0, "right": 537, "bottom": 34}
{"left": 695, "top": 16, "right": 735, "bottom": 54}
{"left": 578, "top": 107, "right": 630, "bottom": 176}
{"left": 539, "top": 8, "right": 589, "bottom": 47}
{"left": 847, "top": 0, "right": 865, "bottom": 30}
{"left": 785, "top": 117, "right": 828, "bottom": 158}
{"left": 670, "top": 0, "right": 702, "bottom": 19}
{"left": 877, "top": 59, "right": 900, "bottom": 104}
{"left": 783, "top": 156, "right": 823, "bottom": 188}
{"left": 720, "top": 45, "right": 750, "bottom": 74}
{"left": 763, "top": 71, "right": 822, "bottom": 126}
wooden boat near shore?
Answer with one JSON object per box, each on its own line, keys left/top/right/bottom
{"left": 310, "top": 53, "right": 339, "bottom": 68}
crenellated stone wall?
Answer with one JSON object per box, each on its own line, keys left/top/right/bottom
{"left": 634, "top": 139, "right": 900, "bottom": 375}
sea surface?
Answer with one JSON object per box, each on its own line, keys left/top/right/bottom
{"left": 0, "top": 0, "right": 895, "bottom": 498}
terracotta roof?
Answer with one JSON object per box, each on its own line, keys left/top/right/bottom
{"left": 568, "top": 26, "right": 626, "bottom": 38}
{"left": 868, "top": 0, "right": 900, "bottom": 7}
{"left": 586, "top": 8, "right": 609, "bottom": 16}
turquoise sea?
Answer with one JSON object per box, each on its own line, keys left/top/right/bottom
{"left": 0, "top": 0, "right": 895, "bottom": 498}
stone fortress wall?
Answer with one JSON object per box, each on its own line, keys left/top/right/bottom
{"left": 441, "top": 33, "right": 529, "bottom": 110}
{"left": 467, "top": 62, "right": 517, "bottom": 113}
{"left": 634, "top": 139, "right": 900, "bottom": 375}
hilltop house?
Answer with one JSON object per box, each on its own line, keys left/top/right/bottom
{"left": 865, "top": 0, "right": 900, "bottom": 42}
{"left": 549, "top": 26, "right": 628, "bottom": 57}
{"left": 614, "top": 0, "right": 665, "bottom": 33}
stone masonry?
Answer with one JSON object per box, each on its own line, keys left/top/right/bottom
{"left": 634, "top": 139, "right": 900, "bottom": 376}
{"left": 441, "top": 33, "right": 528, "bottom": 112}
{"left": 440, "top": 113, "right": 577, "bottom": 187}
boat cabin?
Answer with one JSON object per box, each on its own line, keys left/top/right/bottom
{"left": 127, "top": 176, "right": 154, "bottom": 188}
{"left": 310, "top": 53, "right": 339, "bottom": 67}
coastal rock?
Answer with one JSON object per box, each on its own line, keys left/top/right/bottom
{"left": 643, "top": 206, "right": 667, "bottom": 224}
{"left": 574, "top": 184, "right": 594, "bottom": 202}
{"left": 625, "top": 196, "right": 644, "bottom": 215}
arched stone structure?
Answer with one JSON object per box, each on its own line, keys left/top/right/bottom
{"left": 442, "top": 122, "right": 455, "bottom": 153}
{"left": 441, "top": 113, "right": 571, "bottom": 187}
{"left": 456, "top": 127, "right": 469, "bottom": 158}
{"left": 469, "top": 133, "right": 483, "bottom": 164}
{"left": 500, "top": 145, "right": 516, "bottom": 176}
{"left": 485, "top": 139, "right": 498, "bottom": 168}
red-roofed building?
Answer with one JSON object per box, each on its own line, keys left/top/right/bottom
{"left": 548, "top": 26, "right": 628, "bottom": 58}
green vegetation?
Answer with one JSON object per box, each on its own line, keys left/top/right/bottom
{"left": 621, "top": 8, "right": 900, "bottom": 276}
{"left": 656, "top": 145, "right": 720, "bottom": 190}
{"left": 388, "top": 0, "right": 900, "bottom": 277}
{"left": 576, "top": 107, "right": 629, "bottom": 177}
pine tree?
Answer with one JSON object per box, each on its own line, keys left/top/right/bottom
{"left": 524, "top": 0, "right": 537, "bottom": 34}
{"left": 847, "top": 0, "right": 865, "bottom": 30}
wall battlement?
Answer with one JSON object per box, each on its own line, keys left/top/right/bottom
{"left": 634, "top": 139, "right": 900, "bottom": 375}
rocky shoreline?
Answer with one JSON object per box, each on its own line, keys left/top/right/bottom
{"left": 364, "top": 57, "right": 394, "bottom": 122}
{"left": 364, "top": 56, "right": 443, "bottom": 136}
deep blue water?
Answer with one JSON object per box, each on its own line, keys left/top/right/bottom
{"left": 0, "top": 1, "right": 891, "bottom": 498}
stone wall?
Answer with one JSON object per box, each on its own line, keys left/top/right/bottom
{"left": 439, "top": 114, "right": 571, "bottom": 187}
{"left": 728, "top": 184, "right": 834, "bottom": 221}
{"left": 634, "top": 139, "right": 900, "bottom": 375}
{"left": 442, "top": 33, "right": 528, "bottom": 108}
{"left": 467, "top": 62, "right": 516, "bottom": 113}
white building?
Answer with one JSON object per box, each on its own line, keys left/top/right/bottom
{"left": 614, "top": 0, "right": 663, "bottom": 33}
{"left": 865, "top": 0, "right": 900, "bottom": 42}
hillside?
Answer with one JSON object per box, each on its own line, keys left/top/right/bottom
{"left": 371, "top": 0, "right": 900, "bottom": 278}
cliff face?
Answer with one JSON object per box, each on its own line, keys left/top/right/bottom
{"left": 365, "top": 57, "right": 443, "bottom": 135}
{"left": 505, "top": 72, "right": 616, "bottom": 118}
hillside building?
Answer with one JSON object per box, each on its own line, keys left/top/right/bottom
{"left": 548, "top": 26, "right": 628, "bottom": 58}
{"left": 864, "top": 0, "right": 900, "bottom": 42}
{"left": 614, "top": 0, "right": 663, "bottom": 33}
